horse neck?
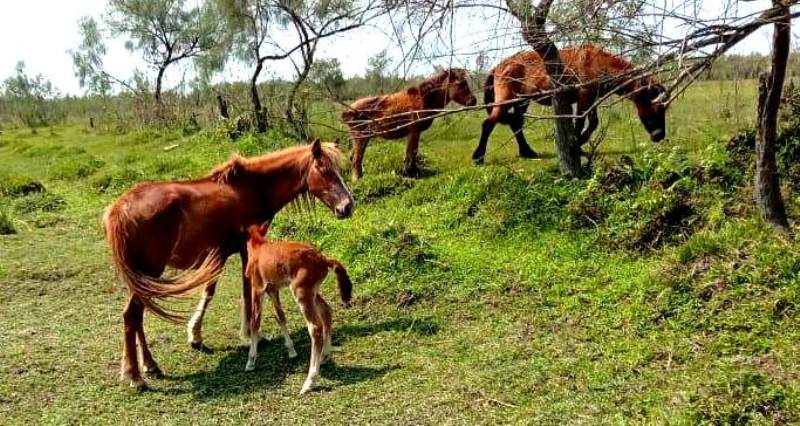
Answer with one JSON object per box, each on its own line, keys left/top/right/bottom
{"left": 238, "top": 155, "right": 310, "bottom": 222}
{"left": 419, "top": 78, "right": 449, "bottom": 110}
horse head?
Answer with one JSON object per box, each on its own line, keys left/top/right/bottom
{"left": 444, "top": 68, "right": 478, "bottom": 107}
{"left": 306, "top": 138, "right": 354, "bottom": 219}
{"left": 634, "top": 83, "right": 669, "bottom": 143}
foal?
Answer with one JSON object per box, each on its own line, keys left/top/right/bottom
{"left": 342, "top": 68, "right": 477, "bottom": 180}
{"left": 244, "top": 222, "right": 353, "bottom": 395}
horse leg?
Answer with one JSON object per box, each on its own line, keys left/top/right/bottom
{"left": 316, "top": 294, "right": 334, "bottom": 363}
{"left": 509, "top": 104, "right": 538, "bottom": 159}
{"left": 473, "top": 105, "right": 507, "bottom": 164}
{"left": 578, "top": 108, "right": 599, "bottom": 149}
{"left": 575, "top": 90, "right": 599, "bottom": 148}
{"left": 245, "top": 275, "right": 264, "bottom": 372}
{"left": 269, "top": 289, "right": 297, "bottom": 358}
{"left": 186, "top": 282, "right": 217, "bottom": 351}
{"left": 293, "top": 280, "right": 324, "bottom": 395}
{"left": 137, "top": 325, "right": 163, "bottom": 378}
{"left": 350, "top": 135, "right": 369, "bottom": 181}
{"left": 120, "top": 295, "right": 146, "bottom": 390}
{"left": 240, "top": 248, "right": 254, "bottom": 342}
{"left": 403, "top": 131, "right": 421, "bottom": 177}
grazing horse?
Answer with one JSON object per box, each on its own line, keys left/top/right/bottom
{"left": 473, "top": 45, "right": 670, "bottom": 163}
{"left": 102, "top": 139, "right": 353, "bottom": 390}
{"left": 342, "top": 68, "right": 477, "bottom": 180}
{"left": 244, "top": 221, "right": 352, "bottom": 394}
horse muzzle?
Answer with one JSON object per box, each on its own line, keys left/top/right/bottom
{"left": 650, "top": 129, "right": 665, "bottom": 143}
{"left": 334, "top": 200, "right": 354, "bottom": 219}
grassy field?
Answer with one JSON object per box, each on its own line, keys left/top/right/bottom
{"left": 2, "top": 80, "right": 800, "bottom": 424}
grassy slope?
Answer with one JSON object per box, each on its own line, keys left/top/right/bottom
{"left": 1, "top": 81, "right": 799, "bottom": 424}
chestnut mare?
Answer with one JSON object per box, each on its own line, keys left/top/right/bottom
{"left": 342, "top": 68, "right": 477, "bottom": 180}
{"left": 473, "top": 45, "right": 669, "bottom": 163}
{"left": 244, "top": 221, "right": 352, "bottom": 394}
{"left": 102, "top": 139, "right": 354, "bottom": 390}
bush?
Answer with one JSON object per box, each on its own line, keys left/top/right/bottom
{"left": 13, "top": 192, "right": 66, "bottom": 214}
{"left": 0, "top": 172, "right": 45, "bottom": 197}
{"left": 0, "top": 207, "right": 15, "bottom": 235}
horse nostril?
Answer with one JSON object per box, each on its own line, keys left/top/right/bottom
{"left": 335, "top": 201, "right": 353, "bottom": 218}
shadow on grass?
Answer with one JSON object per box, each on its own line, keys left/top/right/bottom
{"left": 161, "top": 316, "right": 438, "bottom": 400}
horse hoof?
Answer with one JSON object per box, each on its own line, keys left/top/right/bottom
{"left": 245, "top": 362, "right": 256, "bottom": 372}
{"left": 472, "top": 156, "right": 485, "bottom": 166}
{"left": 144, "top": 366, "right": 165, "bottom": 379}
{"left": 519, "top": 150, "right": 539, "bottom": 159}
{"left": 288, "top": 349, "right": 298, "bottom": 359}
{"left": 190, "top": 342, "right": 213, "bottom": 353}
{"left": 299, "top": 385, "right": 313, "bottom": 395}
{"left": 129, "top": 380, "right": 149, "bottom": 392}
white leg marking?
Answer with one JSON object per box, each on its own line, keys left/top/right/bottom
{"left": 187, "top": 294, "right": 210, "bottom": 344}
{"left": 245, "top": 332, "right": 259, "bottom": 372}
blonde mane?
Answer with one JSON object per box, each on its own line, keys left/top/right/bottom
{"left": 208, "top": 143, "right": 342, "bottom": 184}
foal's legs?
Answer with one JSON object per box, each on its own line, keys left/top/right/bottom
{"left": 240, "top": 249, "right": 254, "bottom": 342}
{"left": 316, "top": 294, "right": 333, "bottom": 362}
{"left": 245, "top": 277, "right": 264, "bottom": 372}
{"left": 293, "top": 278, "right": 324, "bottom": 395}
{"left": 403, "top": 130, "right": 422, "bottom": 177}
{"left": 186, "top": 282, "right": 217, "bottom": 349}
{"left": 120, "top": 295, "right": 147, "bottom": 390}
{"left": 269, "top": 289, "right": 297, "bottom": 358}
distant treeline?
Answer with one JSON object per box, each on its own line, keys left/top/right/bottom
{"left": 700, "top": 53, "right": 800, "bottom": 81}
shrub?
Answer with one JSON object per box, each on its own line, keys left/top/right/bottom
{"left": 0, "top": 172, "right": 45, "bottom": 197}
{"left": 0, "top": 207, "right": 15, "bottom": 235}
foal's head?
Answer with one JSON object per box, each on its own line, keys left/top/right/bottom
{"left": 633, "top": 82, "right": 669, "bottom": 143}
{"left": 306, "top": 139, "right": 354, "bottom": 219}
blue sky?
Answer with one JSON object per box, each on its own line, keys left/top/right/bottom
{"left": 0, "top": 0, "right": 782, "bottom": 95}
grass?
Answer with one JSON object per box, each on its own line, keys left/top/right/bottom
{"left": 1, "top": 80, "right": 800, "bottom": 424}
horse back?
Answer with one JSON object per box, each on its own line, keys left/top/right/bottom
{"left": 342, "top": 90, "right": 426, "bottom": 140}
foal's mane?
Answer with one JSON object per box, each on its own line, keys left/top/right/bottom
{"left": 208, "top": 143, "right": 342, "bottom": 184}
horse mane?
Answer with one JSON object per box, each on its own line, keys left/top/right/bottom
{"left": 208, "top": 143, "right": 342, "bottom": 185}
{"left": 413, "top": 68, "right": 467, "bottom": 96}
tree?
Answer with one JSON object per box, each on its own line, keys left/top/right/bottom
{"left": 214, "top": 0, "right": 285, "bottom": 132}
{"left": 366, "top": 49, "right": 391, "bottom": 92}
{"left": 310, "top": 58, "right": 346, "bottom": 100}
{"left": 2, "top": 62, "right": 62, "bottom": 129}
{"left": 106, "top": 0, "right": 217, "bottom": 106}
{"left": 507, "top": 0, "right": 583, "bottom": 177}
{"left": 755, "top": 0, "right": 792, "bottom": 233}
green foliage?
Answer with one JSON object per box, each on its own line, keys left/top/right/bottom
{"left": 0, "top": 172, "right": 45, "bottom": 197}
{"left": 1, "top": 62, "right": 64, "bottom": 129}
{"left": 0, "top": 206, "right": 15, "bottom": 235}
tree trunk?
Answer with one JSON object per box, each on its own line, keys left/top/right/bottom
{"left": 216, "top": 93, "right": 230, "bottom": 119}
{"left": 755, "top": 0, "right": 791, "bottom": 233}
{"left": 506, "top": 0, "right": 583, "bottom": 178}
{"left": 286, "top": 54, "right": 314, "bottom": 140}
{"left": 155, "top": 65, "right": 167, "bottom": 107}
{"left": 251, "top": 61, "right": 268, "bottom": 133}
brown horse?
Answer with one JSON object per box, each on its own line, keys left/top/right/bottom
{"left": 473, "top": 45, "right": 669, "bottom": 163}
{"left": 102, "top": 139, "right": 353, "bottom": 390}
{"left": 342, "top": 68, "right": 477, "bottom": 180}
{"left": 243, "top": 221, "right": 352, "bottom": 394}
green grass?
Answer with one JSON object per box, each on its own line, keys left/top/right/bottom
{"left": 2, "top": 80, "right": 800, "bottom": 424}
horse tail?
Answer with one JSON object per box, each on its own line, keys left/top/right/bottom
{"left": 103, "top": 205, "right": 223, "bottom": 323}
{"left": 483, "top": 74, "right": 495, "bottom": 115}
{"left": 326, "top": 258, "right": 352, "bottom": 308}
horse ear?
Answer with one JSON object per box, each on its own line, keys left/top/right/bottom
{"left": 311, "top": 138, "right": 323, "bottom": 158}
{"left": 259, "top": 220, "right": 271, "bottom": 236}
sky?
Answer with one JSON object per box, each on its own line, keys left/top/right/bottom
{"left": 0, "top": 0, "right": 783, "bottom": 96}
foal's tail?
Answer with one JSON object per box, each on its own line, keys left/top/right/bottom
{"left": 103, "top": 206, "right": 223, "bottom": 323}
{"left": 326, "top": 258, "right": 352, "bottom": 308}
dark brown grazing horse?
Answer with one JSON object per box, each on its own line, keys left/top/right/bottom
{"left": 342, "top": 68, "right": 477, "bottom": 180}
{"left": 244, "top": 221, "right": 352, "bottom": 394}
{"left": 473, "top": 45, "right": 670, "bottom": 163}
{"left": 102, "top": 139, "right": 353, "bottom": 390}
